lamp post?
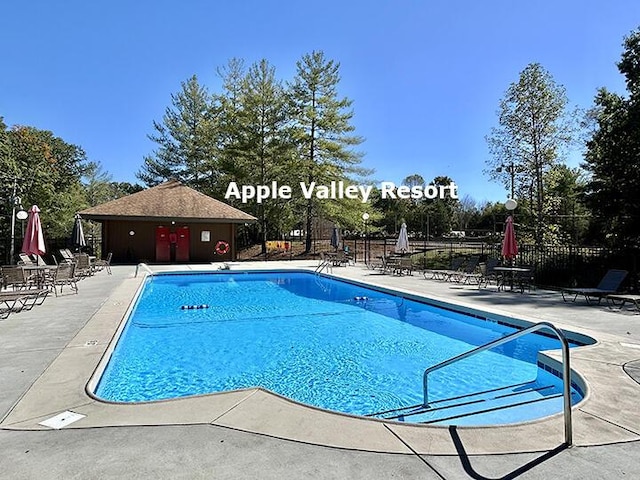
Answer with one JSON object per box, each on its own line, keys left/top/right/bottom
{"left": 9, "top": 180, "right": 27, "bottom": 265}
{"left": 362, "top": 212, "right": 369, "bottom": 265}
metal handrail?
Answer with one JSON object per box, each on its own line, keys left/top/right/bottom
{"left": 423, "top": 321, "right": 573, "bottom": 446}
{"left": 135, "top": 263, "right": 153, "bottom": 277}
{"left": 315, "top": 256, "right": 332, "bottom": 274}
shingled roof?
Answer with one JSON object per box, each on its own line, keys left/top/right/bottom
{"left": 79, "top": 179, "right": 256, "bottom": 223}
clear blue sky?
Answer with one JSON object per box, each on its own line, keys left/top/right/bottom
{"left": 2, "top": 1, "right": 639, "bottom": 204}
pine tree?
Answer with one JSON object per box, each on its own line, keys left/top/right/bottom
{"left": 288, "top": 51, "right": 366, "bottom": 252}
{"left": 235, "top": 59, "right": 296, "bottom": 252}
{"left": 137, "top": 75, "right": 215, "bottom": 191}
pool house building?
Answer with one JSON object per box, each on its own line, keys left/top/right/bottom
{"left": 79, "top": 180, "right": 256, "bottom": 264}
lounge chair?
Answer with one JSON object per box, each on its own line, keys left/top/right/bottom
{"left": 0, "top": 289, "right": 49, "bottom": 319}
{"left": 449, "top": 256, "right": 481, "bottom": 283}
{"left": 424, "top": 257, "right": 465, "bottom": 281}
{"left": 381, "top": 255, "right": 401, "bottom": 274}
{"left": 561, "top": 269, "right": 628, "bottom": 304}
{"left": 17, "top": 253, "right": 36, "bottom": 265}
{"left": 58, "top": 248, "right": 76, "bottom": 264}
{"left": 606, "top": 294, "right": 640, "bottom": 313}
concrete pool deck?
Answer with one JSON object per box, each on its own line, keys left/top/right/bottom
{"left": 2, "top": 261, "right": 640, "bottom": 478}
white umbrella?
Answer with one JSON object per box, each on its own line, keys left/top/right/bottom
{"left": 395, "top": 222, "right": 409, "bottom": 254}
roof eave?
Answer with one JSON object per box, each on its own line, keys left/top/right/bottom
{"left": 79, "top": 214, "right": 257, "bottom": 224}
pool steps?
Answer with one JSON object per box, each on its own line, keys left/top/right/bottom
{"left": 367, "top": 380, "right": 575, "bottom": 425}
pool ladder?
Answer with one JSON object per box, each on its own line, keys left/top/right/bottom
{"left": 370, "top": 321, "right": 574, "bottom": 447}
{"left": 315, "top": 254, "right": 333, "bottom": 274}
{"left": 135, "top": 262, "right": 154, "bottom": 277}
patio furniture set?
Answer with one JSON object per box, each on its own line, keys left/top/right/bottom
{"left": 0, "top": 250, "right": 112, "bottom": 320}
{"left": 365, "top": 253, "right": 636, "bottom": 312}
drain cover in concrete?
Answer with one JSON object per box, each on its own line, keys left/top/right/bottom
{"left": 38, "top": 411, "right": 86, "bottom": 429}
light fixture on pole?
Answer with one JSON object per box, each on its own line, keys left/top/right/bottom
{"left": 10, "top": 194, "right": 27, "bottom": 264}
{"left": 362, "top": 212, "right": 369, "bottom": 265}
{"left": 497, "top": 162, "right": 517, "bottom": 199}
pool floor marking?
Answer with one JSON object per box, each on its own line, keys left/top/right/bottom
{"left": 38, "top": 411, "right": 86, "bottom": 429}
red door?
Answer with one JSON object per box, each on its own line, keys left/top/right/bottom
{"left": 155, "top": 226, "right": 171, "bottom": 262}
{"left": 175, "top": 226, "right": 190, "bottom": 262}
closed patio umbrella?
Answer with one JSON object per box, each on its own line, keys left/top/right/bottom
{"left": 501, "top": 216, "right": 518, "bottom": 261}
{"left": 21, "top": 205, "right": 46, "bottom": 264}
{"left": 395, "top": 222, "right": 409, "bottom": 254}
{"left": 71, "top": 214, "right": 86, "bottom": 251}
{"left": 330, "top": 226, "right": 340, "bottom": 250}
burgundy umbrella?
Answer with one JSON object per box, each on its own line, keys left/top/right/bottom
{"left": 21, "top": 205, "right": 46, "bottom": 261}
{"left": 501, "top": 215, "right": 518, "bottom": 260}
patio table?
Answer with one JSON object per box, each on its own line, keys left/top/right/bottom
{"left": 21, "top": 265, "right": 53, "bottom": 288}
{"left": 494, "top": 266, "right": 532, "bottom": 292}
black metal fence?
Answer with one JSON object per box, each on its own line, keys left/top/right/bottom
{"left": 9, "top": 233, "right": 637, "bottom": 292}
{"left": 343, "top": 237, "right": 639, "bottom": 292}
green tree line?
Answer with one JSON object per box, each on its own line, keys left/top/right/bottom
{"left": 0, "top": 118, "right": 140, "bottom": 263}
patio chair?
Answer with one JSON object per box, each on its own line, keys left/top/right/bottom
{"left": 477, "top": 258, "right": 501, "bottom": 288}
{"left": 397, "top": 257, "right": 413, "bottom": 275}
{"left": 94, "top": 252, "right": 112, "bottom": 274}
{"left": 514, "top": 265, "right": 536, "bottom": 293}
{"left": 561, "top": 269, "right": 628, "bottom": 304}
{"left": 1, "top": 265, "right": 33, "bottom": 290}
{"left": 47, "top": 263, "right": 79, "bottom": 296}
{"left": 73, "top": 253, "right": 93, "bottom": 277}
{"left": 331, "top": 250, "right": 351, "bottom": 267}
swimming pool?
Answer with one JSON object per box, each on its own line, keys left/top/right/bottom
{"left": 93, "top": 270, "right": 588, "bottom": 425}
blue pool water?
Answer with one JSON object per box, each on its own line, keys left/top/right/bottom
{"left": 94, "top": 271, "right": 586, "bottom": 425}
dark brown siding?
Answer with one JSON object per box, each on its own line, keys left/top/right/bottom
{"left": 102, "top": 220, "right": 236, "bottom": 264}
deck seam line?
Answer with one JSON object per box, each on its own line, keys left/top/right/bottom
{"left": 383, "top": 424, "right": 447, "bottom": 480}
{"left": 208, "top": 389, "right": 261, "bottom": 424}
{"left": 578, "top": 408, "right": 640, "bottom": 436}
